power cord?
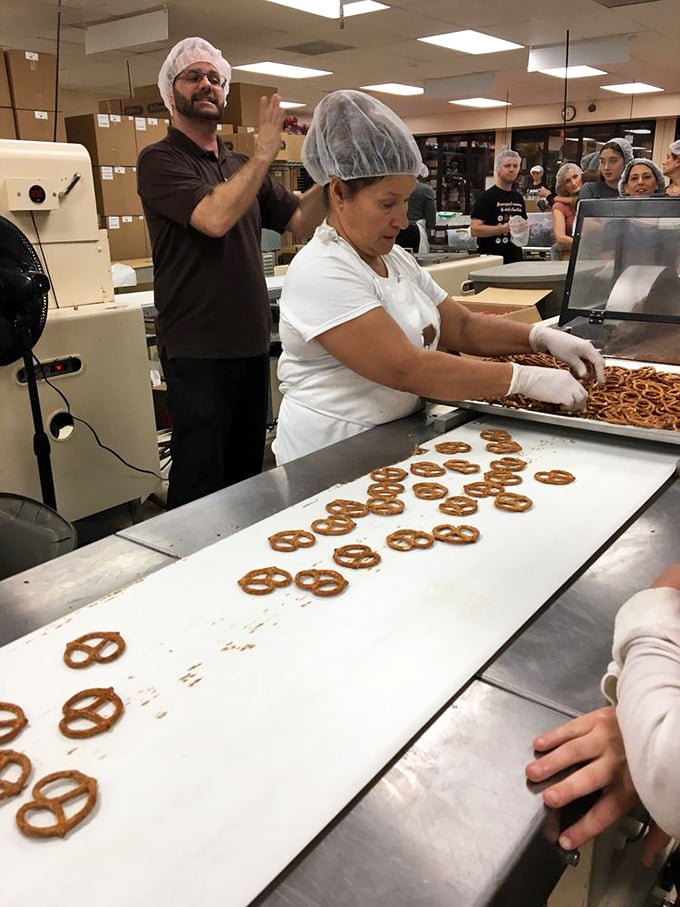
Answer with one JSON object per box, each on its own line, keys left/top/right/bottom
{"left": 30, "top": 212, "right": 60, "bottom": 308}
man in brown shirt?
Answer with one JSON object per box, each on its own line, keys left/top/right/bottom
{"left": 138, "top": 37, "right": 326, "bottom": 509}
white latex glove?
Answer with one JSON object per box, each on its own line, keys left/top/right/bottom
{"left": 508, "top": 363, "right": 588, "bottom": 413}
{"left": 529, "top": 323, "right": 605, "bottom": 385}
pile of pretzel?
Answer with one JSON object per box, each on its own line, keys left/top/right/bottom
{"left": 486, "top": 353, "right": 680, "bottom": 431}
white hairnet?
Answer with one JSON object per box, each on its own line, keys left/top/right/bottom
{"left": 494, "top": 149, "right": 521, "bottom": 174}
{"left": 670, "top": 139, "right": 680, "bottom": 157}
{"left": 302, "top": 90, "right": 428, "bottom": 186}
{"left": 618, "top": 157, "right": 666, "bottom": 196}
{"left": 158, "top": 37, "right": 231, "bottom": 113}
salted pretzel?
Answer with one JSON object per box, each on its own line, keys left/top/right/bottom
{"left": 484, "top": 469, "right": 522, "bottom": 486}
{"left": 238, "top": 566, "right": 292, "bottom": 595}
{"left": 367, "top": 496, "right": 404, "bottom": 516}
{"left": 0, "top": 702, "right": 27, "bottom": 745}
{"left": 333, "top": 544, "right": 381, "bottom": 570}
{"left": 412, "top": 482, "right": 448, "bottom": 500}
{"left": 480, "top": 428, "right": 511, "bottom": 441}
{"left": 294, "top": 569, "right": 348, "bottom": 596}
{"left": 410, "top": 461, "right": 446, "bottom": 478}
{"left": 386, "top": 529, "right": 434, "bottom": 551}
{"left": 268, "top": 529, "right": 316, "bottom": 552}
{"left": 463, "top": 481, "right": 504, "bottom": 498}
{"left": 443, "top": 459, "right": 480, "bottom": 475}
{"left": 432, "top": 524, "right": 480, "bottom": 544}
{"left": 311, "top": 514, "right": 356, "bottom": 535}
{"left": 495, "top": 492, "right": 533, "bottom": 513}
{"left": 367, "top": 481, "right": 405, "bottom": 499}
{"left": 0, "top": 750, "right": 32, "bottom": 801}
{"left": 370, "top": 466, "right": 408, "bottom": 483}
{"left": 16, "top": 770, "right": 97, "bottom": 839}
{"left": 326, "top": 499, "right": 369, "bottom": 518}
{"left": 63, "top": 632, "right": 126, "bottom": 669}
{"left": 434, "top": 440, "right": 472, "bottom": 454}
{"left": 59, "top": 687, "right": 125, "bottom": 739}
{"left": 534, "top": 469, "right": 575, "bottom": 485}
{"left": 486, "top": 440, "right": 522, "bottom": 454}
{"left": 490, "top": 457, "right": 527, "bottom": 472}
{"left": 438, "top": 495, "right": 478, "bottom": 517}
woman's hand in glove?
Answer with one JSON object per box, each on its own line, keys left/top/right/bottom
{"left": 508, "top": 363, "right": 588, "bottom": 413}
{"left": 529, "top": 323, "right": 605, "bottom": 385}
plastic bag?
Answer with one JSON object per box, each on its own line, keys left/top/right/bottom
{"left": 508, "top": 215, "right": 530, "bottom": 247}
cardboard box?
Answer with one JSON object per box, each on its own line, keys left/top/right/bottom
{"left": 216, "top": 123, "right": 234, "bottom": 135}
{"left": 278, "top": 133, "right": 304, "bottom": 162}
{"left": 124, "top": 84, "right": 170, "bottom": 119}
{"left": 101, "top": 214, "right": 147, "bottom": 261}
{"left": 13, "top": 109, "right": 65, "bottom": 142}
{"left": 236, "top": 124, "right": 255, "bottom": 133}
{"left": 222, "top": 81, "right": 277, "bottom": 127}
{"left": 0, "top": 54, "right": 11, "bottom": 107}
{"left": 0, "top": 107, "right": 16, "bottom": 139}
{"left": 65, "top": 113, "right": 137, "bottom": 166}
{"left": 5, "top": 49, "right": 57, "bottom": 111}
{"left": 453, "top": 287, "right": 549, "bottom": 325}
{"left": 269, "top": 165, "right": 292, "bottom": 192}
{"left": 98, "top": 98, "right": 124, "bottom": 115}
{"left": 93, "top": 166, "right": 142, "bottom": 216}
{"left": 133, "top": 116, "right": 168, "bottom": 155}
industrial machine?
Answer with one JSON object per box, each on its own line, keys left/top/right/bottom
{"left": 0, "top": 139, "right": 160, "bottom": 521}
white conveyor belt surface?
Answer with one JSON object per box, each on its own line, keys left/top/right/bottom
{"left": 1, "top": 417, "right": 677, "bottom": 906}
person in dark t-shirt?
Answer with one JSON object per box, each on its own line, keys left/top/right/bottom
{"left": 470, "top": 150, "right": 527, "bottom": 263}
{"left": 137, "top": 37, "right": 326, "bottom": 509}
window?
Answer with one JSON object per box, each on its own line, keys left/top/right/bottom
{"left": 415, "top": 133, "right": 495, "bottom": 214}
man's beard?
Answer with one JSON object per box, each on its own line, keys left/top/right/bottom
{"left": 173, "top": 88, "right": 224, "bottom": 121}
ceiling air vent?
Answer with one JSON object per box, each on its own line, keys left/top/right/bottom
{"left": 278, "top": 40, "right": 354, "bottom": 55}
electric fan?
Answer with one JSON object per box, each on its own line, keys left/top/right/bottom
{"left": 0, "top": 215, "right": 55, "bottom": 508}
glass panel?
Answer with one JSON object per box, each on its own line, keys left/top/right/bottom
{"left": 416, "top": 132, "right": 494, "bottom": 215}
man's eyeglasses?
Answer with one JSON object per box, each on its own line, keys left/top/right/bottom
{"left": 175, "top": 69, "right": 227, "bottom": 89}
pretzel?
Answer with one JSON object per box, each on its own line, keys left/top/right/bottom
{"left": 490, "top": 457, "right": 527, "bottom": 472}
{"left": 495, "top": 492, "right": 533, "bottom": 513}
{"left": 367, "top": 496, "right": 404, "bottom": 515}
{"left": 326, "top": 499, "right": 369, "bottom": 518}
{"left": 463, "top": 481, "right": 504, "bottom": 498}
{"left": 534, "top": 469, "right": 575, "bottom": 485}
{"left": 480, "top": 429, "right": 511, "bottom": 441}
{"left": 294, "top": 569, "right": 348, "bottom": 596}
{"left": 16, "top": 770, "right": 97, "bottom": 839}
{"left": 238, "top": 566, "right": 292, "bottom": 595}
{"left": 63, "top": 631, "right": 126, "bottom": 670}
{"left": 432, "top": 524, "right": 480, "bottom": 544}
{"left": 410, "top": 461, "right": 446, "bottom": 477}
{"left": 370, "top": 466, "right": 408, "bottom": 482}
{"left": 434, "top": 440, "right": 472, "bottom": 454}
{"left": 412, "top": 482, "right": 448, "bottom": 500}
{"left": 333, "top": 544, "right": 381, "bottom": 570}
{"left": 486, "top": 440, "right": 522, "bottom": 454}
{"left": 59, "top": 687, "right": 125, "bottom": 739}
{"left": 412, "top": 446, "right": 429, "bottom": 455}
{"left": 0, "top": 750, "right": 32, "bottom": 801}
{"left": 311, "top": 514, "right": 356, "bottom": 535}
{"left": 484, "top": 469, "right": 522, "bottom": 486}
{"left": 438, "top": 495, "right": 478, "bottom": 517}
{"left": 443, "top": 459, "right": 480, "bottom": 474}
{"left": 268, "top": 529, "right": 316, "bottom": 552}
{"left": 0, "top": 702, "right": 27, "bottom": 745}
{"left": 386, "top": 529, "right": 434, "bottom": 551}
{"left": 367, "top": 481, "right": 405, "bottom": 499}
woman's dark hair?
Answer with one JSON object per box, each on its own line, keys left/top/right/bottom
{"left": 323, "top": 176, "right": 385, "bottom": 204}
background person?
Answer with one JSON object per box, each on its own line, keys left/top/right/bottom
{"left": 137, "top": 37, "right": 326, "bottom": 509}
{"left": 395, "top": 175, "right": 437, "bottom": 254}
{"left": 552, "top": 163, "right": 583, "bottom": 260}
{"left": 579, "top": 138, "right": 633, "bottom": 200}
{"left": 272, "top": 91, "right": 604, "bottom": 465}
{"left": 663, "top": 140, "right": 680, "bottom": 197}
{"left": 619, "top": 158, "right": 667, "bottom": 197}
{"left": 471, "top": 150, "right": 527, "bottom": 263}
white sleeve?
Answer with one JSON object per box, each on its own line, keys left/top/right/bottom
{"left": 608, "top": 586, "right": 680, "bottom": 838}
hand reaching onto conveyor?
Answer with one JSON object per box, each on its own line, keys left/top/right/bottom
{"left": 529, "top": 323, "right": 605, "bottom": 385}
{"left": 508, "top": 363, "right": 587, "bottom": 412}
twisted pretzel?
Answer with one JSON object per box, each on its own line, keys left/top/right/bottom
{"left": 326, "top": 499, "right": 369, "bottom": 518}
{"left": 311, "top": 514, "right": 356, "bottom": 535}
{"left": 432, "top": 524, "right": 480, "bottom": 544}
{"left": 484, "top": 469, "right": 522, "bottom": 486}
{"left": 463, "top": 481, "right": 504, "bottom": 498}
{"left": 370, "top": 466, "right": 408, "bottom": 482}
{"left": 495, "top": 492, "right": 533, "bottom": 513}
{"left": 490, "top": 457, "right": 527, "bottom": 472}
{"left": 368, "top": 497, "right": 404, "bottom": 515}
{"left": 443, "top": 459, "right": 480, "bottom": 474}
{"left": 412, "top": 482, "right": 448, "bottom": 500}
{"left": 386, "top": 529, "right": 434, "bottom": 551}
{"left": 63, "top": 632, "right": 126, "bottom": 669}
{"left": 410, "top": 461, "right": 446, "bottom": 477}
{"left": 438, "top": 495, "right": 478, "bottom": 517}
{"left": 0, "top": 702, "right": 27, "bottom": 745}
{"left": 534, "top": 469, "right": 575, "bottom": 485}
{"left": 294, "top": 569, "right": 348, "bottom": 596}
{"left": 0, "top": 750, "right": 32, "bottom": 801}
{"left": 367, "top": 481, "right": 405, "bottom": 499}
{"left": 480, "top": 429, "right": 511, "bottom": 441}
{"left": 486, "top": 440, "right": 522, "bottom": 454}
{"left": 333, "top": 544, "right": 381, "bottom": 569}
{"left": 59, "top": 687, "right": 125, "bottom": 739}
{"left": 268, "top": 529, "right": 316, "bottom": 552}
{"left": 434, "top": 440, "right": 472, "bottom": 454}
{"left": 16, "top": 770, "right": 97, "bottom": 839}
{"left": 238, "top": 566, "right": 292, "bottom": 595}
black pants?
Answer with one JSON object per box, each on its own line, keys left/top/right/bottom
{"left": 394, "top": 223, "right": 420, "bottom": 253}
{"left": 161, "top": 353, "right": 269, "bottom": 510}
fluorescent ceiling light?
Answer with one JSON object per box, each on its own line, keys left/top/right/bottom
{"left": 632, "top": 145, "right": 649, "bottom": 150}
{"left": 234, "top": 62, "right": 332, "bottom": 79}
{"left": 361, "top": 83, "right": 423, "bottom": 96}
{"left": 625, "top": 128, "right": 651, "bottom": 134}
{"left": 419, "top": 30, "right": 523, "bottom": 55}
{"left": 601, "top": 82, "right": 662, "bottom": 94}
{"left": 565, "top": 137, "right": 579, "bottom": 141}
{"left": 280, "top": 101, "right": 306, "bottom": 109}
{"left": 449, "top": 97, "right": 510, "bottom": 108}
{"left": 539, "top": 66, "right": 606, "bottom": 78}
{"left": 264, "top": 0, "right": 388, "bottom": 16}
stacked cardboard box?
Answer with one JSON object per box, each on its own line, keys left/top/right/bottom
{"left": 3, "top": 49, "right": 66, "bottom": 141}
